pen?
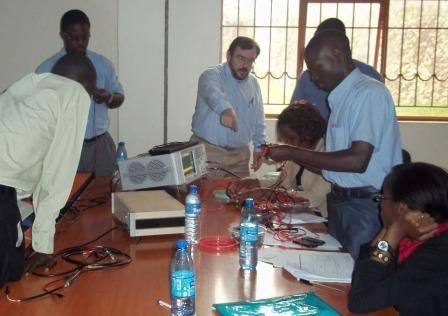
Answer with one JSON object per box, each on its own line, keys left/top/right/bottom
{"left": 157, "top": 299, "right": 172, "bottom": 309}
{"left": 299, "top": 278, "right": 344, "bottom": 293}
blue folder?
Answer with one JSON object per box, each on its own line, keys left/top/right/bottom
{"left": 213, "top": 292, "right": 341, "bottom": 316}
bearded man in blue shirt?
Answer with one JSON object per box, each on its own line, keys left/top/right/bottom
{"left": 191, "top": 36, "right": 266, "bottom": 178}
{"left": 36, "top": 9, "right": 124, "bottom": 176}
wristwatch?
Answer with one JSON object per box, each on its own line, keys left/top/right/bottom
{"left": 376, "top": 240, "right": 390, "bottom": 253}
{"left": 371, "top": 240, "right": 394, "bottom": 264}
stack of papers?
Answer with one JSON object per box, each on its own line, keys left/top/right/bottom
{"left": 260, "top": 247, "right": 354, "bottom": 283}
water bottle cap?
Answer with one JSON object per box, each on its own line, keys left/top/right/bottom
{"left": 188, "top": 184, "right": 198, "bottom": 194}
{"left": 118, "top": 141, "right": 125, "bottom": 146}
{"left": 244, "top": 198, "right": 254, "bottom": 208}
{"left": 176, "top": 240, "right": 188, "bottom": 250}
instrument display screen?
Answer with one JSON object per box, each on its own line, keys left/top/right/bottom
{"left": 182, "top": 151, "right": 196, "bottom": 177}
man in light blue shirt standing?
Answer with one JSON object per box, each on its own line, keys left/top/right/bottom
{"left": 290, "top": 18, "right": 383, "bottom": 120}
{"left": 191, "top": 36, "right": 266, "bottom": 177}
{"left": 268, "top": 30, "right": 402, "bottom": 259}
{"left": 36, "top": 9, "right": 124, "bottom": 176}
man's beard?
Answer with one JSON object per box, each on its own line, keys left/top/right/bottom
{"left": 230, "top": 66, "right": 249, "bottom": 80}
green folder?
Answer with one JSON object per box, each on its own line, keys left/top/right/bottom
{"left": 213, "top": 292, "right": 341, "bottom": 316}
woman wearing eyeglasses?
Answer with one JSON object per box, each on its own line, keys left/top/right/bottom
{"left": 348, "top": 162, "right": 448, "bottom": 316}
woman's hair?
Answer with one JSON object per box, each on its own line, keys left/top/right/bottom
{"left": 383, "top": 162, "right": 448, "bottom": 223}
{"left": 276, "top": 102, "right": 326, "bottom": 147}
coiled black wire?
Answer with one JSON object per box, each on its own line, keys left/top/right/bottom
{"left": 6, "top": 226, "right": 131, "bottom": 302}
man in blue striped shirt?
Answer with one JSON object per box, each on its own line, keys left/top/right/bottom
{"left": 191, "top": 36, "right": 266, "bottom": 178}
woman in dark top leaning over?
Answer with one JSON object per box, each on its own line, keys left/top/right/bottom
{"left": 348, "top": 162, "right": 448, "bottom": 315}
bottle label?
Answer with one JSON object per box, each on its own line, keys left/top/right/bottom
{"left": 171, "top": 270, "right": 195, "bottom": 298}
{"left": 186, "top": 202, "right": 201, "bottom": 215}
{"left": 240, "top": 223, "right": 258, "bottom": 242}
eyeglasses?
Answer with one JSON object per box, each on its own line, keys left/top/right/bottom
{"left": 234, "top": 54, "right": 256, "bottom": 65}
{"left": 372, "top": 194, "right": 393, "bottom": 203}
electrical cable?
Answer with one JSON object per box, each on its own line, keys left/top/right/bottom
{"left": 6, "top": 226, "right": 131, "bottom": 303}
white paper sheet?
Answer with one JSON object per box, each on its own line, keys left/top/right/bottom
{"left": 281, "top": 212, "right": 328, "bottom": 224}
{"left": 259, "top": 247, "right": 354, "bottom": 283}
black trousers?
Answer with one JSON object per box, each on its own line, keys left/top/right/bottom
{"left": 0, "top": 184, "right": 24, "bottom": 288}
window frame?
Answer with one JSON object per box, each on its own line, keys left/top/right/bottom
{"left": 221, "top": 0, "right": 448, "bottom": 121}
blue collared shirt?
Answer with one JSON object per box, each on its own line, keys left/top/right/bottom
{"left": 290, "top": 60, "right": 384, "bottom": 120}
{"left": 322, "top": 68, "right": 402, "bottom": 189}
{"left": 191, "top": 62, "right": 266, "bottom": 150}
{"left": 36, "top": 49, "right": 124, "bottom": 139}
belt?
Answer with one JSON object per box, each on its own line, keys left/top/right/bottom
{"left": 84, "top": 133, "right": 106, "bottom": 143}
{"left": 331, "top": 184, "right": 378, "bottom": 199}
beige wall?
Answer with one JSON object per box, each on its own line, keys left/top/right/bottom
{"left": 0, "top": 0, "right": 447, "bottom": 173}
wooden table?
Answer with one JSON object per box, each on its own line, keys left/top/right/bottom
{"left": 0, "top": 177, "right": 398, "bottom": 316}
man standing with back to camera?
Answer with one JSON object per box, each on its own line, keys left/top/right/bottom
{"left": 190, "top": 36, "right": 266, "bottom": 178}
{"left": 36, "top": 9, "right": 124, "bottom": 176}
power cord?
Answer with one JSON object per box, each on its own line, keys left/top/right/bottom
{"left": 6, "top": 226, "right": 131, "bottom": 302}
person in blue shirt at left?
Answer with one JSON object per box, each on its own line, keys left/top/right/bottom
{"left": 36, "top": 9, "right": 124, "bottom": 176}
{"left": 191, "top": 36, "right": 266, "bottom": 178}
{"left": 290, "top": 18, "right": 383, "bottom": 120}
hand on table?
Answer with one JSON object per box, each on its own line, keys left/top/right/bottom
{"left": 24, "top": 252, "right": 56, "bottom": 274}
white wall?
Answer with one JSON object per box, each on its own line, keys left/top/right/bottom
{"left": 167, "top": 0, "right": 221, "bottom": 142}
{"left": 117, "top": 0, "right": 166, "bottom": 155}
{"left": 0, "top": 1, "right": 447, "bottom": 172}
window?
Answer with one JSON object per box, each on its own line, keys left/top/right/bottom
{"left": 221, "top": 0, "right": 448, "bottom": 119}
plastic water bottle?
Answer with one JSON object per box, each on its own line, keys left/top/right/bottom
{"left": 116, "top": 141, "right": 127, "bottom": 162}
{"left": 239, "top": 198, "right": 259, "bottom": 271}
{"left": 185, "top": 184, "right": 201, "bottom": 244}
{"left": 170, "top": 240, "right": 195, "bottom": 316}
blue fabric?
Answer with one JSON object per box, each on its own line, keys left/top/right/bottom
{"left": 36, "top": 49, "right": 123, "bottom": 139}
{"left": 214, "top": 292, "right": 341, "bottom": 316}
{"left": 322, "top": 68, "right": 402, "bottom": 190}
{"left": 327, "top": 190, "right": 381, "bottom": 260}
{"left": 290, "top": 60, "right": 384, "bottom": 120}
{"left": 191, "top": 62, "right": 266, "bottom": 150}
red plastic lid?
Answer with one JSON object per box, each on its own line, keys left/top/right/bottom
{"left": 198, "top": 236, "right": 237, "bottom": 253}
